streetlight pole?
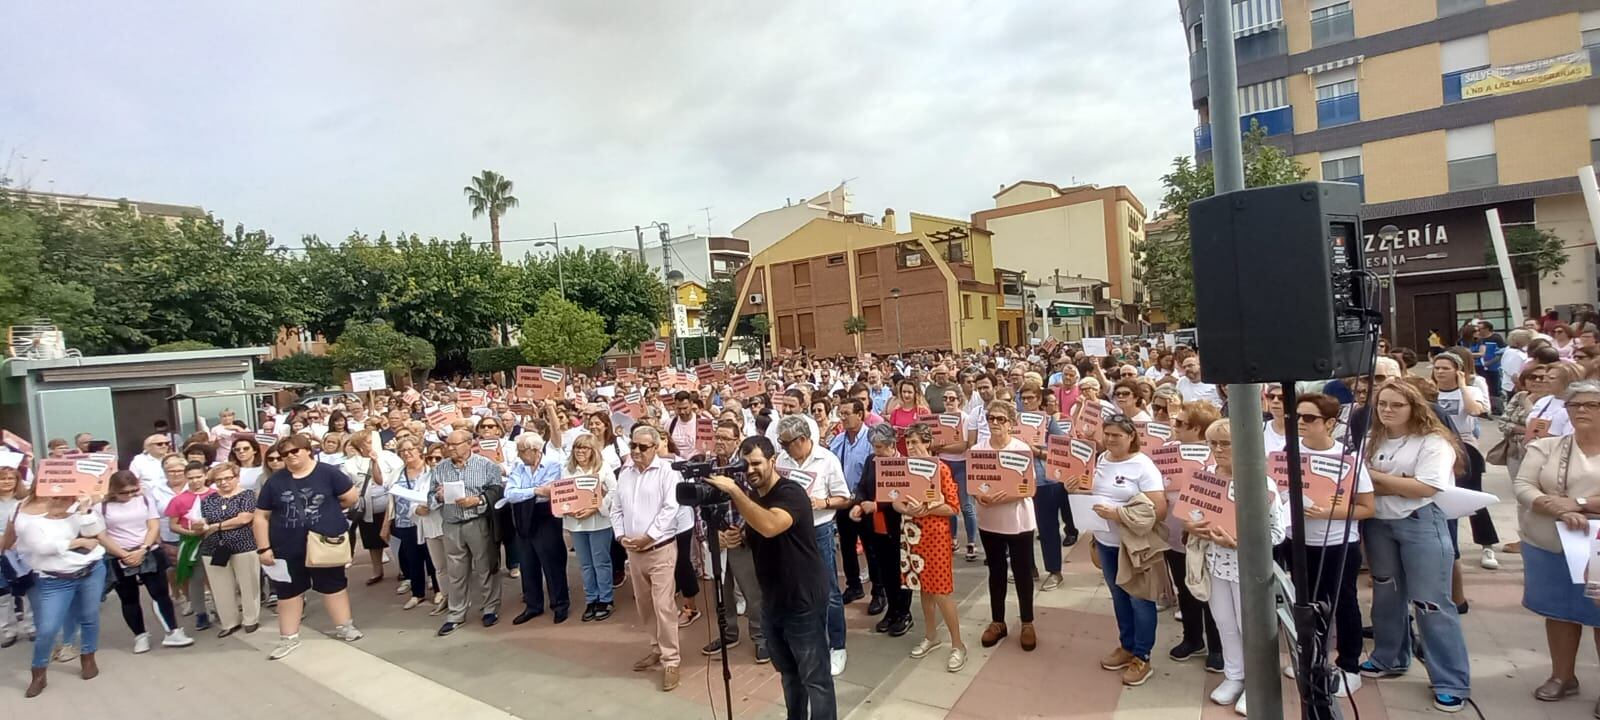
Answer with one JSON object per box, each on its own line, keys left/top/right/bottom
{"left": 1378, "top": 224, "right": 1399, "bottom": 343}
{"left": 890, "top": 287, "right": 903, "bottom": 356}
{"left": 535, "top": 229, "right": 565, "bottom": 300}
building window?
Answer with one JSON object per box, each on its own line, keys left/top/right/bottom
{"left": 857, "top": 250, "right": 878, "bottom": 276}
{"left": 981, "top": 295, "right": 991, "bottom": 319}
{"left": 947, "top": 241, "right": 965, "bottom": 263}
{"left": 1446, "top": 124, "right": 1497, "bottom": 191}
{"left": 962, "top": 294, "right": 973, "bottom": 320}
{"left": 1456, "top": 288, "right": 1528, "bottom": 333}
{"left": 793, "top": 261, "right": 812, "bottom": 286}
{"left": 1438, "top": 0, "right": 1484, "bottom": 17}
{"left": 1235, "top": 27, "right": 1287, "bottom": 63}
{"left": 1320, "top": 147, "right": 1363, "bottom": 200}
{"left": 1584, "top": 10, "right": 1600, "bottom": 67}
{"left": 862, "top": 304, "right": 883, "bottom": 330}
{"left": 1315, "top": 73, "right": 1360, "bottom": 128}
{"left": 1309, "top": 1, "right": 1354, "bottom": 48}
{"left": 1441, "top": 35, "right": 1488, "bottom": 103}
{"left": 1590, "top": 106, "right": 1600, "bottom": 164}
{"left": 826, "top": 254, "right": 845, "bottom": 267}
{"left": 898, "top": 244, "right": 925, "bottom": 268}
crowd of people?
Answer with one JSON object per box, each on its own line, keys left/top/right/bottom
{"left": 3, "top": 311, "right": 1600, "bottom": 719}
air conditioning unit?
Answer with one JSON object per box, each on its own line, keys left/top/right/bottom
{"left": 748, "top": 293, "right": 765, "bottom": 304}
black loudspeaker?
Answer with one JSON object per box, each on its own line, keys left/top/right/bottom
{"left": 1189, "top": 181, "right": 1374, "bottom": 384}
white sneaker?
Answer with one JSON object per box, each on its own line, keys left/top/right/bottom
{"left": 133, "top": 633, "right": 151, "bottom": 654}
{"left": 403, "top": 597, "right": 422, "bottom": 610}
{"left": 1334, "top": 671, "right": 1363, "bottom": 698}
{"left": 163, "top": 628, "right": 195, "bottom": 648}
{"left": 383, "top": 551, "right": 392, "bottom": 564}
{"left": 332, "top": 623, "right": 364, "bottom": 642}
{"left": 1210, "top": 679, "right": 1245, "bottom": 705}
{"left": 830, "top": 648, "right": 847, "bottom": 677}
{"left": 269, "top": 634, "right": 301, "bottom": 660}
{"left": 1481, "top": 547, "right": 1500, "bottom": 570}
{"left": 52, "top": 643, "right": 78, "bottom": 663}
{"left": 736, "top": 597, "right": 746, "bottom": 616}
{"left": 1235, "top": 695, "right": 1248, "bottom": 717}
{"left": 395, "top": 581, "right": 410, "bottom": 595}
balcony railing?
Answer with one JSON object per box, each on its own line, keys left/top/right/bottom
{"left": 1316, "top": 93, "right": 1360, "bottom": 128}
{"left": 1193, "top": 106, "right": 1292, "bottom": 155}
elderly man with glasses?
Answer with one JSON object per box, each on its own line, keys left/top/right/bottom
{"left": 612, "top": 425, "right": 687, "bottom": 692}
{"left": 505, "top": 432, "right": 570, "bottom": 625}
{"left": 130, "top": 434, "right": 172, "bottom": 485}
{"left": 774, "top": 414, "right": 853, "bottom": 677}
{"left": 430, "top": 429, "right": 505, "bottom": 636}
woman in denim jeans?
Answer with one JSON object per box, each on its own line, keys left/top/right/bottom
{"left": 562, "top": 433, "right": 617, "bottom": 622}
{"left": 1361, "top": 380, "right": 1472, "bottom": 713}
{"left": 9, "top": 488, "right": 108, "bottom": 698}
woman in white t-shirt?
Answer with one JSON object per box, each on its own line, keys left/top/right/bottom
{"left": 971, "top": 400, "right": 1038, "bottom": 653}
{"left": 1084, "top": 414, "right": 1166, "bottom": 686}
{"left": 1291, "top": 392, "right": 1374, "bottom": 698}
{"left": 1431, "top": 353, "right": 1487, "bottom": 447}
{"left": 1263, "top": 386, "right": 1288, "bottom": 452}
{"left": 11, "top": 486, "right": 107, "bottom": 697}
{"left": 1360, "top": 381, "right": 1472, "bottom": 713}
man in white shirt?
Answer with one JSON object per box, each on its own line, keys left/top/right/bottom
{"left": 611, "top": 425, "right": 686, "bottom": 692}
{"left": 965, "top": 373, "right": 999, "bottom": 449}
{"left": 773, "top": 415, "right": 852, "bottom": 677}
{"left": 765, "top": 389, "right": 820, "bottom": 455}
{"left": 1176, "top": 356, "right": 1223, "bottom": 408}
{"left": 129, "top": 434, "right": 171, "bottom": 485}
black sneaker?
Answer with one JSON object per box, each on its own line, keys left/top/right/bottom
{"left": 1062, "top": 530, "right": 1080, "bottom": 548}
{"left": 581, "top": 603, "right": 597, "bottom": 622}
{"left": 888, "top": 614, "right": 914, "bottom": 637}
{"left": 866, "top": 593, "right": 887, "bottom": 616}
{"left": 1205, "top": 651, "right": 1224, "bottom": 673}
{"left": 437, "top": 621, "right": 461, "bottom": 637}
{"left": 702, "top": 637, "right": 741, "bottom": 656}
{"left": 592, "top": 603, "right": 614, "bottom": 622}
{"left": 874, "top": 615, "right": 894, "bottom": 633}
{"left": 842, "top": 586, "right": 865, "bottom": 604}
{"left": 755, "top": 644, "right": 771, "bottom": 664}
{"left": 1169, "top": 638, "right": 1206, "bottom": 662}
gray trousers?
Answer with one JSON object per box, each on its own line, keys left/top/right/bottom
{"left": 443, "top": 517, "right": 501, "bottom": 623}
{"left": 718, "top": 545, "right": 764, "bottom": 647}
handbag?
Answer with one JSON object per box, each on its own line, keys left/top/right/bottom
{"left": 1485, "top": 437, "right": 1511, "bottom": 466}
{"left": 305, "top": 530, "right": 352, "bottom": 568}
{"left": 347, "top": 463, "right": 373, "bottom": 525}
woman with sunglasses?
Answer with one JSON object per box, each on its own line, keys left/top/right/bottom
{"left": 971, "top": 400, "right": 1040, "bottom": 652}
{"left": 1085, "top": 413, "right": 1167, "bottom": 687}
{"left": 198, "top": 463, "right": 262, "bottom": 637}
{"left": 418, "top": 445, "right": 450, "bottom": 611}
{"left": 1186, "top": 420, "right": 1285, "bottom": 715}
{"left": 385, "top": 437, "right": 442, "bottom": 610}
{"left": 1262, "top": 386, "right": 1289, "bottom": 453}
{"left": 1288, "top": 392, "right": 1374, "bottom": 698}
{"left": 1019, "top": 381, "right": 1072, "bottom": 590}
{"left": 1554, "top": 324, "right": 1579, "bottom": 360}
{"left": 229, "top": 436, "right": 266, "bottom": 492}
{"left": 253, "top": 434, "right": 364, "bottom": 660}
{"left": 1514, "top": 379, "right": 1600, "bottom": 707}
{"left": 1360, "top": 381, "right": 1472, "bottom": 713}
{"left": 100, "top": 470, "right": 194, "bottom": 654}
{"left": 1112, "top": 379, "right": 1151, "bottom": 423}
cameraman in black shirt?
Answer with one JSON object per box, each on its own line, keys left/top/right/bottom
{"left": 705, "top": 436, "right": 835, "bottom": 720}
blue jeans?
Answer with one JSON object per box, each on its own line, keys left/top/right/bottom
{"left": 812, "top": 521, "right": 846, "bottom": 651}
{"left": 1096, "top": 542, "right": 1157, "bottom": 660}
{"left": 763, "top": 604, "right": 837, "bottom": 720}
{"left": 945, "top": 460, "right": 978, "bottom": 544}
{"left": 571, "top": 528, "right": 615, "bottom": 604}
{"left": 1365, "top": 503, "right": 1471, "bottom": 697}
{"left": 1033, "top": 482, "right": 1066, "bottom": 573}
{"left": 31, "top": 562, "right": 106, "bottom": 668}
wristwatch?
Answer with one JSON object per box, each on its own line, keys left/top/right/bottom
{"left": 1577, "top": 497, "right": 1588, "bottom": 509}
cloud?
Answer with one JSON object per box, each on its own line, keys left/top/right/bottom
{"left": 0, "top": 0, "right": 1196, "bottom": 249}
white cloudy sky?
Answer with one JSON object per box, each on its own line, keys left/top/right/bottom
{"left": 1, "top": 1, "right": 1196, "bottom": 255}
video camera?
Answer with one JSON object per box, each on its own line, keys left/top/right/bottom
{"left": 672, "top": 456, "right": 747, "bottom": 507}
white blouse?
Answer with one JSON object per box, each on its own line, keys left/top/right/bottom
{"left": 560, "top": 466, "right": 618, "bottom": 533}
{"left": 1369, "top": 434, "right": 1456, "bottom": 520}
{"left": 13, "top": 509, "right": 105, "bottom": 575}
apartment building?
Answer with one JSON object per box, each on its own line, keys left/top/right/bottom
{"left": 1183, "top": 0, "right": 1599, "bottom": 350}
{"left": 719, "top": 209, "right": 1003, "bottom": 358}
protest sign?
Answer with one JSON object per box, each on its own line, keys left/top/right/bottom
{"left": 35, "top": 456, "right": 115, "bottom": 497}
{"left": 475, "top": 438, "right": 504, "bottom": 464}
{"left": 1151, "top": 443, "right": 1212, "bottom": 490}
{"left": 349, "top": 370, "right": 387, "bottom": 392}
{"left": 1015, "top": 412, "right": 1048, "bottom": 446}
{"left": 1173, "top": 468, "right": 1237, "bottom": 538}
{"left": 1045, "top": 435, "right": 1097, "bottom": 492}
{"left": 967, "top": 449, "right": 1035, "bottom": 499}
{"left": 549, "top": 476, "right": 602, "bottom": 517}
{"left": 640, "top": 341, "right": 670, "bottom": 368}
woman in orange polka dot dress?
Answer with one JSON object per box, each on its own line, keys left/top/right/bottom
{"left": 895, "top": 423, "right": 967, "bottom": 672}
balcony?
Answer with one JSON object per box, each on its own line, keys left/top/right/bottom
{"left": 1316, "top": 93, "right": 1360, "bottom": 128}
{"left": 1193, "top": 105, "right": 1292, "bottom": 155}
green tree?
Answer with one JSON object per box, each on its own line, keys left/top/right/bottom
{"left": 521, "top": 290, "right": 611, "bottom": 368}
{"left": 701, "top": 278, "right": 737, "bottom": 338}
{"left": 1145, "top": 124, "right": 1308, "bottom": 326}
{"left": 1487, "top": 226, "right": 1569, "bottom": 277}
{"left": 843, "top": 315, "right": 867, "bottom": 354}
{"left": 146, "top": 340, "right": 216, "bottom": 353}
{"left": 740, "top": 313, "right": 771, "bottom": 361}
{"left": 328, "top": 321, "right": 436, "bottom": 376}
{"left": 258, "top": 351, "right": 337, "bottom": 387}
{"left": 0, "top": 202, "right": 95, "bottom": 341}
{"left": 463, "top": 170, "right": 519, "bottom": 257}
{"left": 136, "top": 218, "right": 304, "bottom": 349}
{"left": 468, "top": 346, "right": 525, "bottom": 374}
{"left": 611, "top": 314, "right": 658, "bottom": 356}
{"left": 517, "top": 247, "right": 670, "bottom": 336}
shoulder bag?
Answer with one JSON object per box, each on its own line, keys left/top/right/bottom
{"left": 306, "top": 473, "right": 354, "bottom": 568}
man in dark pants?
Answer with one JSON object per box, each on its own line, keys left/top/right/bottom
{"left": 504, "top": 433, "right": 571, "bottom": 624}
{"left": 708, "top": 437, "right": 835, "bottom": 719}
{"left": 703, "top": 421, "right": 768, "bottom": 663}
{"left": 828, "top": 399, "right": 879, "bottom": 613}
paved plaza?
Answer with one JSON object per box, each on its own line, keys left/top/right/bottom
{"left": 6, "top": 444, "right": 1599, "bottom": 719}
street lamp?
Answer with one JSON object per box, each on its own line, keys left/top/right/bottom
{"left": 890, "top": 287, "right": 903, "bottom": 357}
{"left": 1378, "top": 224, "right": 1399, "bottom": 336}
{"left": 535, "top": 239, "right": 565, "bottom": 299}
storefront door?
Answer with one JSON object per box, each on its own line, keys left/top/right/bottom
{"left": 1412, "top": 293, "right": 1453, "bottom": 351}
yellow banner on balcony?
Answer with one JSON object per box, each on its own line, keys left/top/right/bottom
{"left": 1461, "top": 51, "right": 1591, "bottom": 100}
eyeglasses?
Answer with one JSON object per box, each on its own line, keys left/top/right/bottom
{"left": 1264, "top": 392, "right": 1283, "bottom": 400}
{"left": 1569, "top": 401, "right": 1600, "bottom": 412}
{"left": 1113, "top": 390, "right": 1134, "bottom": 398}
{"left": 265, "top": 456, "right": 283, "bottom": 463}
{"left": 986, "top": 415, "right": 1011, "bottom": 425}
{"left": 630, "top": 442, "right": 655, "bottom": 452}
{"left": 1207, "top": 440, "right": 1232, "bottom": 449}
{"left": 1295, "top": 413, "right": 1328, "bottom": 423}
{"left": 426, "top": 456, "right": 443, "bottom": 463}
{"left": 285, "top": 448, "right": 309, "bottom": 457}
{"left": 479, "top": 424, "right": 499, "bottom": 430}
{"left": 1374, "top": 401, "right": 1409, "bottom": 410}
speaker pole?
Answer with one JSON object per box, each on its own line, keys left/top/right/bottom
{"left": 1202, "top": 2, "right": 1284, "bottom": 718}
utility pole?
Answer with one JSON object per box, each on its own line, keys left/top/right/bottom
{"left": 659, "top": 223, "right": 680, "bottom": 368}
{"left": 1203, "top": 1, "right": 1285, "bottom": 718}
{"left": 634, "top": 225, "right": 647, "bottom": 262}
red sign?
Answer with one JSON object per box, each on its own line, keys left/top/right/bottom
{"left": 1045, "top": 435, "right": 1097, "bottom": 492}
{"left": 35, "top": 455, "right": 115, "bottom": 497}
{"left": 609, "top": 390, "right": 644, "bottom": 420}
{"left": 1150, "top": 443, "right": 1212, "bottom": 491}
{"left": 1173, "top": 468, "right": 1237, "bottom": 538}
{"left": 1135, "top": 421, "right": 1173, "bottom": 450}
{"left": 966, "top": 449, "right": 1035, "bottom": 499}
{"left": 475, "top": 438, "right": 504, "bottom": 464}
{"left": 425, "top": 404, "right": 462, "bottom": 431}
{"left": 1015, "top": 412, "right": 1049, "bottom": 446}
{"left": 549, "top": 475, "right": 603, "bottom": 517}
{"left": 517, "top": 366, "right": 566, "bottom": 402}
{"left": 640, "top": 341, "right": 670, "bottom": 368}
{"left": 920, "top": 413, "right": 963, "bottom": 446}
{"left": 456, "top": 389, "right": 488, "bottom": 408}
{"left": 693, "top": 417, "right": 716, "bottom": 456}
{"left": 873, "top": 456, "right": 940, "bottom": 504}
{"left": 1071, "top": 402, "right": 1103, "bottom": 444}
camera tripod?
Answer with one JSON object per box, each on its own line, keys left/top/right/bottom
{"left": 698, "top": 501, "right": 736, "bottom": 720}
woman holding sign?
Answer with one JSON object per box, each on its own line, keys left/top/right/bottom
{"left": 1360, "top": 381, "right": 1472, "bottom": 713}
{"left": 1166, "top": 401, "right": 1221, "bottom": 669}
{"left": 849, "top": 424, "right": 915, "bottom": 637}
{"left": 562, "top": 433, "right": 618, "bottom": 622}
{"left": 1020, "top": 381, "right": 1071, "bottom": 591}
{"left": 1512, "top": 379, "right": 1600, "bottom": 706}
{"left": 970, "top": 401, "right": 1040, "bottom": 653}
{"left": 1086, "top": 414, "right": 1167, "bottom": 687}
{"left": 12, "top": 484, "right": 107, "bottom": 698}
{"left": 901, "top": 423, "right": 967, "bottom": 671}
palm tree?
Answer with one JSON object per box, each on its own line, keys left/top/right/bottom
{"left": 463, "top": 170, "right": 519, "bottom": 257}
